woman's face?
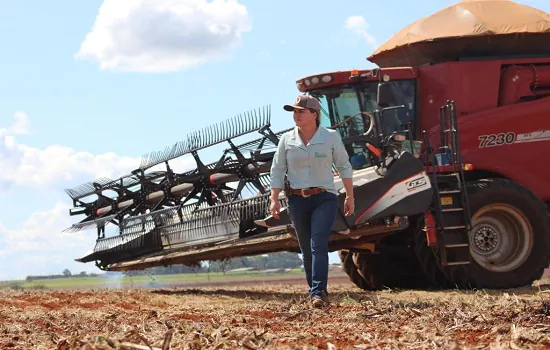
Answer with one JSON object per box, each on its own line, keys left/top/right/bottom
{"left": 293, "top": 108, "right": 317, "bottom": 127}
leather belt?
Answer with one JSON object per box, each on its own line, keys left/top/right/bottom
{"left": 290, "top": 187, "right": 326, "bottom": 197}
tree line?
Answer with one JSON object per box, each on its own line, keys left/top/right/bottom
{"left": 127, "top": 252, "right": 303, "bottom": 276}
{"left": 25, "top": 252, "right": 303, "bottom": 280}
{"left": 26, "top": 269, "right": 100, "bottom": 282}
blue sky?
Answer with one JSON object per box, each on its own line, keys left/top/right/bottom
{"left": 0, "top": 0, "right": 548, "bottom": 280}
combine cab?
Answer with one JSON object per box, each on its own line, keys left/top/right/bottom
{"left": 63, "top": 0, "right": 550, "bottom": 291}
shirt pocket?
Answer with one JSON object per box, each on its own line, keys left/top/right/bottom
{"left": 286, "top": 144, "right": 308, "bottom": 169}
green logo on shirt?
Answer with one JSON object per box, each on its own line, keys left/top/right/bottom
{"left": 314, "top": 152, "right": 328, "bottom": 158}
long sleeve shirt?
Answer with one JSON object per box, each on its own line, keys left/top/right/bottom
{"left": 270, "top": 126, "right": 353, "bottom": 195}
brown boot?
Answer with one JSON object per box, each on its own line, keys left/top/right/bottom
{"left": 311, "top": 295, "right": 325, "bottom": 308}
{"left": 311, "top": 291, "right": 329, "bottom": 308}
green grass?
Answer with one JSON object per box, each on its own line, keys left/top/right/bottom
{"left": 0, "top": 268, "right": 308, "bottom": 290}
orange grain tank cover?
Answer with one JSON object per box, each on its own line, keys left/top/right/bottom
{"left": 368, "top": 0, "right": 550, "bottom": 67}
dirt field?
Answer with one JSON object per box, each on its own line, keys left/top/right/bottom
{"left": 1, "top": 274, "right": 550, "bottom": 350}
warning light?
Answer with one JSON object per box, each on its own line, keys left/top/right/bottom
{"left": 350, "top": 69, "right": 360, "bottom": 78}
{"left": 463, "top": 164, "right": 474, "bottom": 171}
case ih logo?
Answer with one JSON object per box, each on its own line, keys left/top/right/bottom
{"left": 406, "top": 177, "right": 427, "bottom": 191}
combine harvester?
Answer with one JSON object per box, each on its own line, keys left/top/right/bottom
{"left": 64, "top": 0, "right": 550, "bottom": 290}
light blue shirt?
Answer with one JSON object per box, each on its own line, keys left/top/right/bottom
{"left": 270, "top": 126, "right": 353, "bottom": 195}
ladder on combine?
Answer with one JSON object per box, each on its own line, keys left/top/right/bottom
{"left": 424, "top": 101, "right": 473, "bottom": 267}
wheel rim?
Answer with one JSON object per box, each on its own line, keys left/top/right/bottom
{"left": 469, "top": 204, "right": 534, "bottom": 273}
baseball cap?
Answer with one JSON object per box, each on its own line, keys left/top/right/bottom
{"left": 283, "top": 94, "right": 321, "bottom": 112}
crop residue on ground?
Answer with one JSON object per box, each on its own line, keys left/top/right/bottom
{"left": 1, "top": 280, "right": 549, "bottom": 349}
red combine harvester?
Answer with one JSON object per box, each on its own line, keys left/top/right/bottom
{"left": 63, "top": 0, "right": 550, "bottom": 290}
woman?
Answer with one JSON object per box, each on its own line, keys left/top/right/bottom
{"left": 269, "top": 94, "right": 355, "bottom": 308}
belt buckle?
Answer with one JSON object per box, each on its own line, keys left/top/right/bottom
{"left": 301, "top": 188, "right": 311, "bottom": 197}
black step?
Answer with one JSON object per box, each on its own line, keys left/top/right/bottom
{"left": 442, "top": 208, "right": 463, "bottom": 212}
{"left": 442, "top": 243, "right": 471, "bottom": 266}
{"left": 437, "top": 173, "right": 459, "bottom": 177}
{"left": 440, "top": 224, "right": 471, "bottom": 266}
{"left": 439, "top": 190, "right": 460, "bottom": 194}
{"left": 441, "top": 227, "right": 468, "bottom": 244}
{"left": 445, "top": 243, "right": 468, "bottom": 248}
{"left": 438, "top": 189, "right": 468, "bottom": 213}
{"left": 446, "top": 261, "right": 470, "bottom": 266}
{"left": 443, "top": 225, "right": 466, "bottom": 230}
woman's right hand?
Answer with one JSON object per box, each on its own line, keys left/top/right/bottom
{"left": 270, "top": 199, "right": 281, "bottom": 219}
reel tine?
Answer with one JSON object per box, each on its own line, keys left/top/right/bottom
{"left": 137, "top": 106, "right": 271, "bottom": 170}
{"left": 210, "top": 123, "right": 216, "bottom": 145}
{"left": 65, "top": 171, "right": 144, "bottom": 201}
{"left": 62, "top": 213, "right": 119, "bottom": 233}
{"left": 203, "top": 125, "right": 209, "bottom": 146}
{"left": 243, "top": 111, "right": 249, "bottom": 133}
{"left": 64, "top": 183, "right": 95, "bottom": 200}
{"left": 64, "top": 177, "right": 114, "bottom": 200}
{"left": 202, "top": 125, "right": 208, "bottom": 146}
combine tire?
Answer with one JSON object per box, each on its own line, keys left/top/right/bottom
{"left": 353, "top": 248, "right": 434, "bottom": 290}
{"left": 446, "top": 178, "right": 550, "bottom": 289}
{"left": 338, "top": 250, "right": 371, "bottom": 290}
{"left": 339, "top": 247, "right": 434, "bottom": 291}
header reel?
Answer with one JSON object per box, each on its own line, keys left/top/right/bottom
{"left": 63, "top": 105, "right": 287, "bottom": 240}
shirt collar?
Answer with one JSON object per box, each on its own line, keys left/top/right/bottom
{"left": 290, "top": 126, "right": 326, "bottom": 146}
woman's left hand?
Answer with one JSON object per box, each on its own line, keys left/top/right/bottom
{"left": 344, "top": 197, "right": 355, "bottom": 216}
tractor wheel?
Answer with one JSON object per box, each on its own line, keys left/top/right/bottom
{"left": 338, "top": 250, "right": 372, "bottom": 290}
{"left": 446, "top": 178, "right": 550, "bottom": 289}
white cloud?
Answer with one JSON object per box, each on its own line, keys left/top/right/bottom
{"left": 0, "top": 113, "right": 139, "bottom": 191}
{"left": 7, "top": 111, "right": 31, "bottom": 135}
{"left": 0, "top": 112, "right": 194, "bottom": 192}
{"left": 344, "top": 16, "right": 377, "bottom": 48}
{"left": 0, "top": 202, "right": 99, "bottom": 280}
{"left": 75, "top": 0, "right": 252, "bottom": 72}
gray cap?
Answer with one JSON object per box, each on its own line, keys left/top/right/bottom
{"left": 283, "top": 94, "right": 321, "bottom": 112}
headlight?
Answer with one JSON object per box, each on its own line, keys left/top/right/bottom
{"left": 311, "top": 76, "right": 319, "bottom": 84}
{"left": 321, "top": 75, "right": 333, "bottom": 83}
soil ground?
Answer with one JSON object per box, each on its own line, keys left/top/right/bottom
{"left": 1, "top": 270, "right": 550, "bottom": 349}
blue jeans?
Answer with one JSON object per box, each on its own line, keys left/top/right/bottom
{"left": 287, "top": 191, "right": 338, "bottom": 298}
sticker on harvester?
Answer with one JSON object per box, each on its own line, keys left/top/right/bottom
{"left": 478, "top": 129, "right": 550, "bottom": 148}
{"left": 478, "top": 132, "right": 516, "bottom": 148}
{"left": 515, "top": 130, "right": 550, "bottom": 144}
{"left": 406, "top": 177, "right": 427, "bottom": 191}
